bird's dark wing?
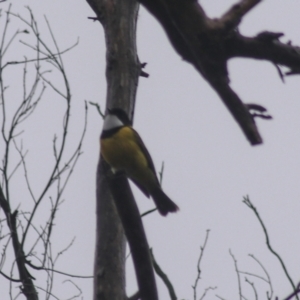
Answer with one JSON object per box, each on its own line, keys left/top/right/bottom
{"left": 132, "top": 128, "right": 159, "bottom": 185}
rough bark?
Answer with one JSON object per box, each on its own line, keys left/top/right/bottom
{"left": 86, "top": 0, "right": 158, "bottom": 299}
{"left": 94, "top": 161, "right": 126, "bottom": 300}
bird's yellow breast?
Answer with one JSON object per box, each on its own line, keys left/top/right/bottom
{"left": 101, "top": 126, "right": 148, "bottom": 172}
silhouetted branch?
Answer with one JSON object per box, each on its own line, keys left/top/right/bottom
{"left": 138, "top": 0, "right": 300, "bottom": 145}
{"left": 89, "top": 101, "right": 105, "bottom": 118}
{"left": 108, "top": 172, "right": 158, "bottom": 300}
{"left": 282, "top": 283, "right": 300, "bottom": 300}
{"left": 192, "top": 229, "right": 210, "bottom": 300}
{"left": 199, "top": 286, "right": 217, "bottom": 300}
{"left": 243, "top": 196, "right": 298, "bottom": 300}
{"left": 62, "top": 279, "right": 83, "bottom": 299}
{"left": 245, "top": 277, "right": 258, "bottom": 300}
{"left": 140, "top": 208, "right": 157, "bottom": 217}
{"left": 150, "top": 248, "right": 177, "bottom": 300}
{"left": 28, "top": 263, "right": 93, "bottom": 279}
{"left": 0, "top": 270, "right": 21, "bottom": 282}
{"left": 238, "top": 253, "right": 274, "bottom": 300}
{"left": 231, "top": 252, "right": 274, "bottom": 299}
{"left": 220, "top": 0, "right": 262, "bottom": 29}
{"left": 249, "top": 254, "right": 273, "bottom": 299}
{"left": 229, "top": 249, "right": 242, "bottom": 300}
{"left": 0, "top": 5, "right": 86, "bottom": 299}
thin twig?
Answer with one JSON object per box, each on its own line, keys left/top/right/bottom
{"left": 27, "top": 262, "right": 93, "bottom": 279}
{"left": 0, "top": 270, "right": 21, "bottom": 282}
{"left": 229, "top": 249, "right": 242, "bottom": 300}
{"left": 249, "top": 254, "right": 273, "bottom": 299}
{"left": 243, "top": 196, "right": 298, "bottom": 299}
{"left": 89, "top": 101, "right": 105, "bottom": 118}
{"left": 35, "top": 285, "right": 60, "bottom": 300}
{"left": 140, "top": 208, "right": 157, "bottom": 217}
{"left": 150, "top": 248, "right": 177, "bottom": 300}
{"left": 199, "top": 286, "right": 217, "bottom": 300}
{"left": 0, "top": 6, "right": 84, "bottom": 299}
{"left": 17, "top": 7, "right": 73, "bottom": 247}
{"left": 245, "top": 277, "right": 258, "bottom": 300}
{"left": 13, "top": 142, "right": 36, "bottom": 203}
{"left": 192, "top": 229, "right": 210, "bottom": 300}
{"left": 239, "top": 270, "right": 267, "bottom": 282}
{"left": 62, "top": 279, "right": 83, "bottom": 300}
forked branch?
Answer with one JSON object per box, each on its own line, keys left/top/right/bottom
{"left": 138, "top": 0, "right": 300, "bottom": 145}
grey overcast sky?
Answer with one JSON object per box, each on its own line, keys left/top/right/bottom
{"left": 1, "top": 1, "right": 300, "bottom": 299}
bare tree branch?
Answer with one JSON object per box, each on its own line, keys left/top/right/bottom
{"left": 138, "top": 0, "right": 300, "bottom": 145}
{"left": 0, "top": 6, "right": 87, "bottom": 299}
{"left": 220, "top": 0, "right": 262, "bottom": 29}
{"left": 192, "top": 229, "right": 210, "bottom": 300}
{"left": 283, "top": 283, "right": 300, "bottom": 300}
{"left": 199, "top": 286, "right": 217, "bottom": 300}
{"left": 249, "top": 254, "right": 273, "bottom": 299}
{"left": 245, "top": 277, "right": 258, "bottom": 300}
{"left": 108, "top": 172, "right": 158, "bottom": 300}
{"left": 243, "top": 196, "right": 298, "bottom": 300}
{"left": 150, "top": 248, "right": 177, "bottom": 300}
{"left": 0, "top": 270, "right": 21, "bottom": 282}
{"left": 229, "top": 249, "right": 242, "bottom": 300}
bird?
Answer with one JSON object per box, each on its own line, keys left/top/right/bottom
{"left": 100, "top": 108, "right": 179, "bottom": 216}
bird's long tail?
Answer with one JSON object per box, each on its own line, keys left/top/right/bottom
{"left": 151, "top": 188, "right": 179, "bottom": 216}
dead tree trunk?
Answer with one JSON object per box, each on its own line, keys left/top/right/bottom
{"left": 86, "top": 0, "right": 158, "bottom": 299}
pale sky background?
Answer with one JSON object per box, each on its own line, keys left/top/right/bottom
{"left": 1, "top": 0, "right": 300, "bottom": 299}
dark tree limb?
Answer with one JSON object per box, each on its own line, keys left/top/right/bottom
{"left": 220, "top": 0, "right": 262, "bottom": 29}
{"left": 0, "top": 187, "right": 38, "bottom": 300}
{"left": 150, "top": 249, "right": 177, "bottom": 300}
{"left": 226, "top": 32, "right": 300, "bottom": 72}
{"left": 138, "top": 0, "right": 300, "bottom": 145}
{"left": 109, "top": 173, "right": 158, "bottom": 300}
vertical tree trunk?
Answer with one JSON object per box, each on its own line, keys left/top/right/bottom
{"left": 85, "top": 0, "right": 140, "bottom": 299}
{"left": 94, "top": 161, "right": 126, "bottom": 300}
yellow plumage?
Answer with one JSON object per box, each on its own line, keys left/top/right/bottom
{"left": 100, "top": 108, "right": 179, "bottom": 216}
{"left": 101, "top": 126, "right": 157, "bottom": 193}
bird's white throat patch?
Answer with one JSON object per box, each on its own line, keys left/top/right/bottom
{"left": 103, "top": 114, "right": 124, "bottom": 130}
